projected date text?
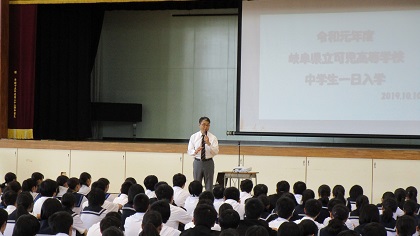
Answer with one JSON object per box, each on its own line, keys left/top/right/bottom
{"left": 381, "top": 92, "right": 420, "bottom": 100}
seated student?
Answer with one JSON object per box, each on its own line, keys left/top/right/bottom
{"left": 80, "top": 188, "right": 108, "bottom": 229}
{"left": 48, "top": 211, "right": 73, "bottom": 236}
{"left": 332, "top": 185, "right": 346, "bottom": 204}
{"left": 294, "top": 199, "right": 325, "bottom": 230}
{"left": 4, "top": 191, "right": 33, "bottom": 236}
{"left": 38, "top": 198, "right": 63, "bottom": 235}
{"left": 149, "top": 200, "right": 181, "bottom": 236}
{"left": 86, "top": 212, "right": 121, "bottom": 236}
{"left": 97, "top": 178, "right": 114, "bottom": 202}
{"left": 113, "top": 181, "right": 133, "bottom": 206}
{"left": 239, "top": 179, "right": 253, "bottom": 204}
{"left": 2, "top": 191, "right": 17, "bottom": 215}
{"left": 144, "top": 175, "right": 158, "bottom": 199}
{"left": 172, "top": 174, "right": 189, "bottom": 208}
{"left": 0, "top": 208, "right": 7, "bottom": 236}
{"left": 237, "top": 198, "right": 276, "bottom": 236}
{"left": 33, "top": 179, "right": 58, "bottom": 218}
{"left": 180, "top": 204, "right": 219, "bottom": 236}
{"left": 347, "top": 185, "right": 363, "bottom": 212}
{"left": 293, "top": 181, "right": 307, "bottom": 205}
{"left": 396, "top": 215, "right": 416, "bottom": 236}
{"left": 185, "top": 199, "right": 221, "bottom": 232}
{"left": 102, "top": 226, "right": 124, "bottom": 236}
{"left": 245, "top": 225, "right": 269, "bottom": 236}
{"left": 77, "top": 172, "right": 92, "bottom": 196}
{"left": 82, "top": 181, "right": 121, "bottom": 213}
{"left": 379, "top": 197, "right": 397, "bottom": 236}
{"left": 278, "top": 222, "right": 300, "bottom": 236}
{"left": 348, "top": 195, "right": 369, "bottom": 228}
{"left": 294, "top": 189, "right": 315, "bottom": 221}
{"left": 298, "top": 219, "right": 319, "bottom": 236}
{"left": 403, "top": 200, "right": 418, "bottom": 218}
{"left": 121, "top": 184, "right": 145, "bottom": 231}
{"left": 218, "top": 209, "right": 240, "bottom": 231}
{"left": 11, "top": 214, "right": 40, "bottom": 236}
{"left": 155, "top": 184, "right": 192, "bottom": 230}
{"left": 394, "top": 188, "right": 406, "bottom": 217}
{"left": 21, "top": 178, "right": 39, "bottom": 200}
{"left": 323, "top": 198, "right": 354, "bottom": 230}
{"left": 268, "top": 181, "right": 289, "bottom": 212}
{"left": 319, "top": 204, "right": 349, "bottom": 236}
{"left": 140, "top": 210, "right": 163, "bottom": 236}
{"left": 253, "top": 184, "right": 269, "bottom": 199}
{"left": 185, "top": 181, "right": 203, "bottom": 216}
{"left": 213, "top": 185, "right": 225, "bottom": 214}
{"left": 56, "top": 175, "right": 69, "bottom": 200}
{"left": 0, "top": 173, "right": 16, "bottom": 193}
{"left": 354, "top": 204, "right": 380, "bottom": 235}
{"left": 361, "top": 222, "right": 387, "bottom": 236}
{"left": 124, "top": 193, "right": 149, "bottom": 236}
{"left": 125, "top": 177, "right": 137, "bottom": 185}
{"left": 258, "top": 194, "right": 273, "bottom": 221}
{"left": 317, "top": 184, "right": 332, "bottom": 224}
{"left": 31, "top": 172, "right": 44, "bottom": 189}
{"left": 66, "top": 177, "right": 88, "bottom": 215}
{"left": 268, "top": 196, "right": 296, "bottom": 230}
{"left": 61, "top": 192, "right": 87, "bottom": 236}
{"left": 223, "top": 187, "right": 245, "bottom": 220}
{"left": 379, "top": 191, "right": 404, "bottom": 219}
{"left": 405, "top": 186, "right": 419, "bottom": 211}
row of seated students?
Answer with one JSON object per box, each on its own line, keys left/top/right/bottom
{"left": 0, "top": 171, "right": 420, "bottom": 236}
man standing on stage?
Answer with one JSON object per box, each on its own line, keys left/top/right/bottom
{"left": 187, "top": 117, "right": 219, "bottom": 191}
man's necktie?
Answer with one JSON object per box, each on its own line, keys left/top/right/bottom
{"left": 201, "top": 135, "right": 206, "bottom": 160}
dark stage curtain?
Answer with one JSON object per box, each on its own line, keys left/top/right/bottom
{"left": 34, "top": 4, "right": 104, "bottom": 140}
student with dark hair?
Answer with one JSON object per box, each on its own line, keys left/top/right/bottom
{"left": 0, "top": 173, "right": 16, "bottom": 192}
{"left": 278, "top": 222, "right": 300, "bottom": 236}
{"left": 322, "top": 198, "right": 354, "bottom": 230}
{"left": 237, "top": 198, "right": 276, "bottom": 236}
{"left": 31, "top": 172, "right": 44, "bottom": 188}
{"left": 218, "top": 209, "right": 240, "bottom": 231}
{"left": 49, "top": 211, "right": 73, "bottom": 235}
{"left": 113, "top": 181, "right": 133, "bottom": 206}
{"left": 319, "top": 204, "right": 349, "bottom": 236}
{"left": 354, "top": 204, "right": 380, "bottom": 235}
{"left": 268, "top": 196, "right": 296, "bottom": 229}
{"left": 268, "top": 181, "right": 289, "bottom": 212}
{"left": 78, "top": 172, "right": 92, "bottom": 196}
{"left": 4, "top": 191, "right": 34, "bottom": 236}
{"left": 213, "top": 185, "right": 225, "bottom": 213}
{"left": 56, "top": 175, "right": 69, "bottom": 199}
{"left": 244, "top": 225, "right": 269, "bottom": 236}
{"left": 379, "top": 197, "right": 397, "bottom": 236}
{"left": 200, "top": 191, "right": 215, "bottom": 204}
{"left": 336, "top": 230, "right": 359, "bottom": 236}
{"left": 149, "top": 200, "right": 181, "bottom": 236}
{"left": 61, "top": 192, "right": 87, "bottom": 236}
{"left": 140, "top": 210, "right": 163, "bottom": 236}
{"left": 80, "top": 188, "right": 108, "bottom": 229}
{"left": 86, "top": 212, "right": 121, "bottom": 236}
{"left": 405, "top": 186, "right": 419, "bottom": 214}
{"left": 125, "top": 177, "right": 137, "bottom": 185}
{"left": 294, "top": 189, "right": 315, "bottom": 220}
{"left": 363, "top": 222, "right": 386, "bottom": 236}
{"left": 332, "top": 185, "right": 345, "bottom": 203}
{"left": 347, "top": 185, "right": 363, "bottom": 212}
{"left": 258, "top": 194, "right": 273, "bottom": 221}
{"left": 2, "top": 182, "right": 21, "bottom": 196}
{"left": 124, "top": 193, "right": 149, "bottom": 236}
{"left": 254, "top": 184, "right": 269, "bottom": 198}
{"left": 181, "top": 204, "right": 218, "bottom": 236}
{"left": 298, "top": 219, "right": 318, "bottom": 236}
{"left": 102, "top": 226, "right": 125, "bottom": 236}
{"left": 403, "top": 199, "right": 417, "bottom": 218}
{"left": 394, "top": 188, "right": 406, "bottom": 214}
{"left": 155, "top": 184, "right": 192, "bottom": 230}
{"left": 38, "top": 198, "right": 63, "bottom": 234}
{"left": 173, "top": 173, "right": 189, "bottom": 208}
{"left": 240, "top": 179, "right": 253, "bottom": 204}
{"left": 11, "top": 214, "right": 40, "bottom": 236}
{"left": 0, "top": 208, "right": 7, "bottom": 235}
{"left": 185, "top": 181, "right": 203, "bottom": 216}
{"left": 97, "top": 178, "right": 112, "bottom": 201}
{"left": 219, "top": 228, "right": 238, "bottom": 236}
{"left": 33, "top": 179, "right": 58, "bottom": 218}
{"left": 21, "top": 178, "right": 38, "bottom": 200}
{"left": 84, "top": 180, "right": 121, "bottom": 213}
{"left": 121, "top": 184, "right": 145, "bottom": 231}
{"left": 223, "top": 187, "right": 245, "bottom": 220}
{"left": 66, "top": 177, "right": 88, "bottom": 215}
{"left": 294, "top": 199, "right": 324, "bottom": 230}
{"left": 348, "top": 195, "right": 369, "bottom": 228}
{"left": 293, "top": 181, "right": 307, "bottom": 205}
{"left": 144, "top": 175, "right": 159, "bottom": 199}
{"left": 2, "top": 190, "right": 17, "bottom": 215}
{"left": 396, "top": 215, "right": 416, "bottom": 236}
{"left": 317, "top": 184, "right": 331, "bottom": 224}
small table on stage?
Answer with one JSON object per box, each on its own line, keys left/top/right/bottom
{"left": 219, "top": 171, "right": 258, "bottom": 188}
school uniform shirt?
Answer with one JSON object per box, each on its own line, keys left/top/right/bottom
{"left": 380, "top": 215, "right": 397, "bottom": 236}
{"left": 82, "top": 199, "right": 120, "bottom": 213}
{"left": 184, "top": 222, "right": 221, "bottom": 231}
{"left": 121, "top": 203, "right": 136, "bottom": 231}
{"left": 56, "top": 186, "right": 68, "bottom": 199}
{"left": 5, "top": 205, "right": 16, "bottom": 215}
{"left": 78, "top": 185, "right": 91, "bottom": 196}
{"left": 124, "top": 212, "right": 146, "bottom": 236}
{"left": 80, "top": 205, "right": 108, "bottom": 229}
{"left": 224, "top": 199, "right": 245, "bottom": 220}
{"left": 348, "top": 209, "right": 360, "bottom": 228}
{"left": 268, "top": 216, "right": 288, "bottom": 229}
{"left": 63, "top": 209, "right": 87, "bottom": 235}
{"left": 240, "top": 192, "right": 252, "bottom": 204}
{"left": 173, "top": 187, "right": 190, "bottom": 208}
{"left": 145, "top": 190, "right": 156, "bottom": 199}
{"left": 184, "top": 196, "right": 199, "bottom": 217}
{"left": 166, "top": 204, "right": 192, "bottom": 230}
{"left": 33, "top": 196, "right": 54, "bottom": 217}
{"left": 140, "top": 224, "right": 182, "bottom": 236}
{"left": 113, "top": 193, "right": 128, "bottom": 206}
{"left": 213, "top": 199, "right": 224, "bottom": 214}
{"left": 294, "top": 194, "right": 303, "bottom": 205}
{"left": 4, "top": 209, "right": 17, "bottom": 236}
{"left": 86, "top": 222, "right": 101, "bottom": 236}
{"left": 105, "top": 193, "right": 115, "bottom": 202}
{"left": 180, "top": 225, "right": 220, "bottom": 236}
{"left": 30, "top": 192, "right": 40, "bottom": 200}
{"left": 72, "top": 192, "right": 88, "bottom": 215}
{"left": 323, "top": 217, "right": 355, "bottom": 230}
{"left": 294, "top": 216, "right": 325, "bottom": 230}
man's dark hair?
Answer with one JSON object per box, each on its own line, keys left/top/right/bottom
{"left": 396, "top": 215, "right": 417, "bottom": 236}
{"left": 213, "top": 185, "right": 225, "bottom": 199}
{"left": 199, "top": 117, "right": 211, "bottom": 124}
{"left": 240, "top": 179, "right": 253, "bottom": 193}
{"left": 150, "top": 200, "right": 171, "bottom": 223}
{"left": 100, "top": 216, "right": 122, "bottom": 232}
{"left": 67, "top": 177, "right": 80, "bottom": 191}
{"left": 277, "top": 181, "right": 290, "bottom": 193}
{"left": 49, "top": 211, "right": 73, "bottom": 234}
{"left": 79, "top": 172, "right": 91, "bottom": 186}
{"left": 224, "top": 187, "right": 240, "bottom": 202}
{"left": 403, "top": 199, "right": 417, "bottom": 216}
{"left": 31, "top": 172, "right": 44, "bottom": 182}
{"left": 155, "top": 184, "right": 174, "bottom": 201}
{"left": 293, "top": 181, "right": 306, "bottom": 195}
{"left": 172, "top": 173, "right": 186, "bottom": 187}
{"left": 188, "top": 180, "right": 203, "bottom": 197}
{"left": 56, "top": 175, "right": 69, "bottom": 187}
{"left": 128, "top": 184, "right": 145, "bottom": 203}
{"left": 144, "top": 175, "right": 158, "bottom": 191}
{"left": 199, "top": 191, "right": 215, "bottom": 203}
{"left": 218, "top": 203, "right": 234, "bottom": 215}
{"left": 88, "top": 187, "right": 106, "bottom": 207}
{"left": 359, "top": 204, "right": 379, "bottom": 224}
{"left": 245, "top": 225, "right": 269, "bottom": 236}
{"left": 331, "top": 204, "right": 349, "bottom": 221}
{"left": 278, "top": 222, "right": 300, "bottom": 236}
{"left": 193, "top": 204, "right": 217, "bottom": 228}
{"left": 120, "top": 181, "right": 133, "bottom": 195}
{"left": 304, "top": 199, "right": 322, "bottom": 218}
{"left": 363, "top": 222, "right": 386, "bottom": 236}
{"left": 12, "top": 214, "right": 40, "bottom": 236}
{"left": 245, "top": 198, "right": 264, "bottom": 220}
{"left": 39, "top": 179, "right": 58, "bottom": 197}
{"left": 218, "top": 209, "right": 240, "bottom": 230}
{"left": 61, "top": 192, "right": 76, "bottom": 210}
{"left": 102, "top": 226, "right": 124, "bottom": 236}
{"left": 98, "top": 178, "right": 110, "bottom": 186}
{"left": 40, "top": 198, "right": 62, "bottom": 220}
{"left": 253, "top": 184, "right": 268, "bottom": 197}
{"left": 133, "top": 193, "right": 149, "bottom": 213}
{"left": 276, "top": 196, "right": 296, "bottom": 219}
{"left": 3, "top": 190, "right": 17, "bottom": 206}
{"left": 298, "top": 219, "right": 318, "bottom": 236}
{"left": 125, "top": 177, "right": 137, "bottom": 185}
